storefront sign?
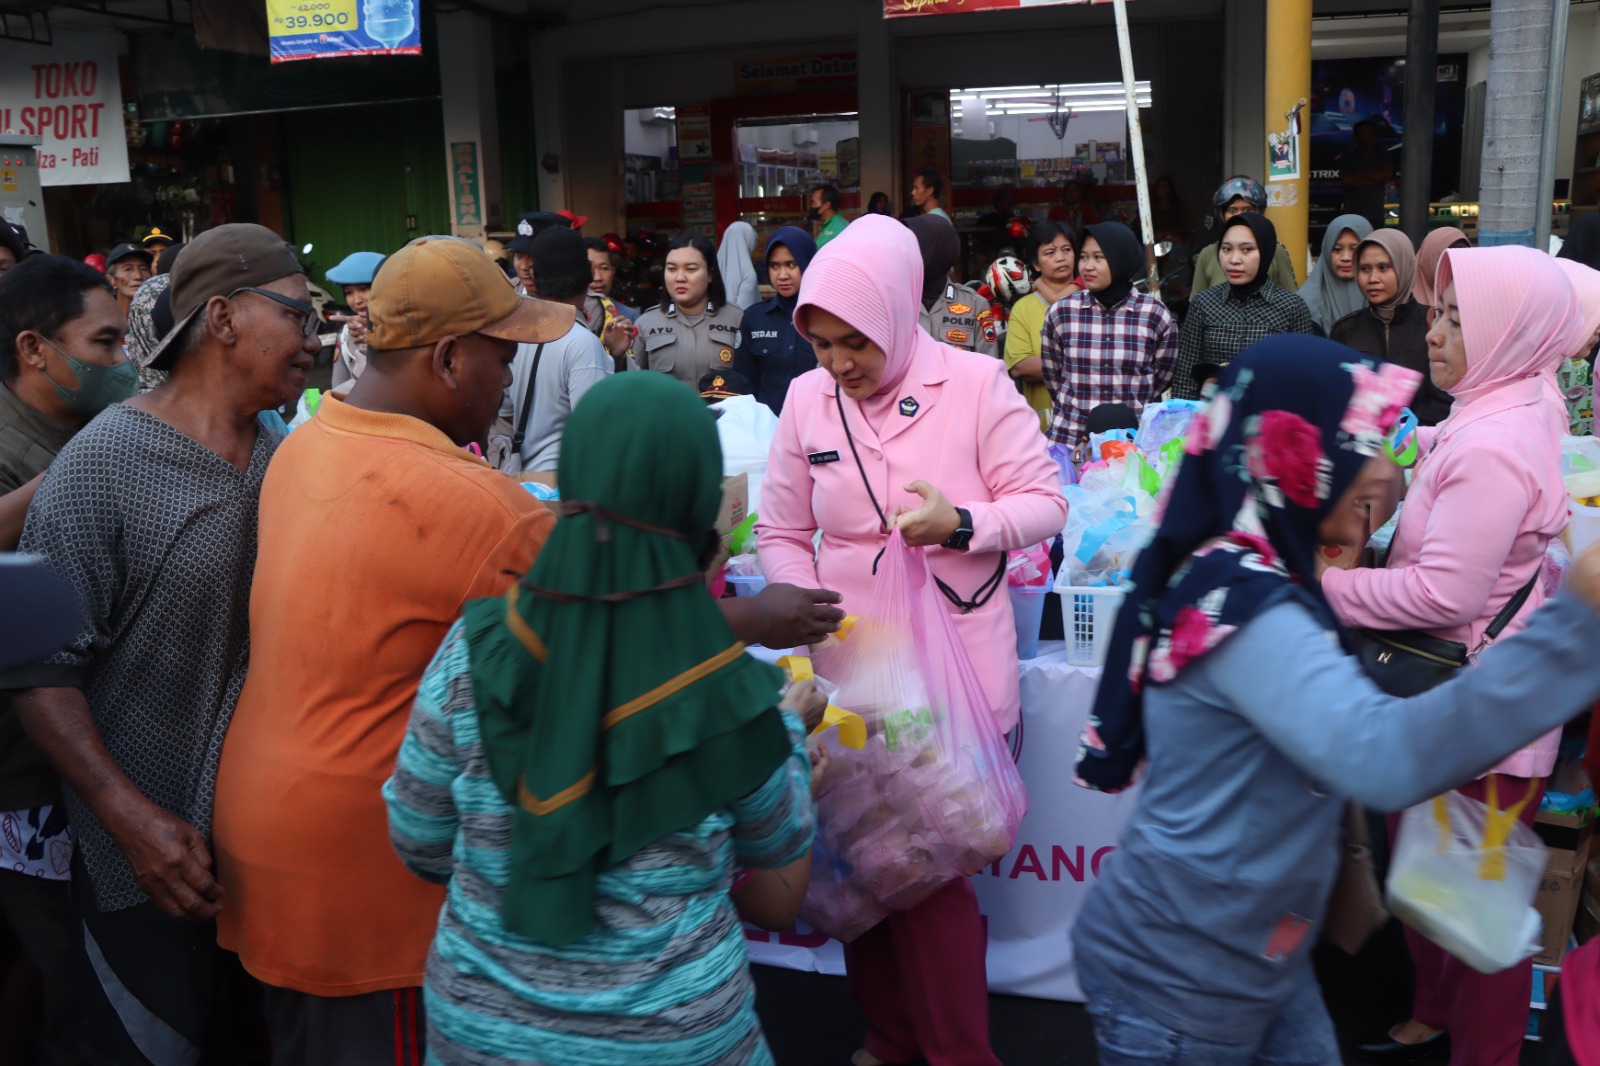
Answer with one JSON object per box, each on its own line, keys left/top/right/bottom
{"left": 450, "top": 141, "right": 482, "bottom": 229}
{"left": 266, "top": 0, "right": 422, "bottom": 63}
{"left": 733, "top": 54, "right": 857, "bottom": 95}
{"left": 884, "top": 0, "right": 1116, "bottom": 17}
{"left": 0, "top": 32, "right": 130, "bottom": 187}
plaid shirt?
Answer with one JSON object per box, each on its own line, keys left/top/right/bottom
{"left": 1172, "top": 281, "right": 1318, "bottom": 399}
{"left": 1039, "top": 290, "right": 1179, "bottom": 448}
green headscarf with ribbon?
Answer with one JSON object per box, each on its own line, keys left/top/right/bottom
{"left": 462, "top": 371, "right": 790, "bottom": 946}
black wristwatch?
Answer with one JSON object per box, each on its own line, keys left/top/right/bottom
{"left": 943, "top": 507, "right": 974, "bottom": 552}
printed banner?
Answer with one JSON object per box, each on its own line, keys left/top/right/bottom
{"left": 267, "top": 0, "right": 422, "bottom": 63}
{"left": 745, "top": 649, "right": 1139, "bottom": 1002}
{"left": 884, "top": 0, "right": 1120, "bottom": 19}
{"left": 0, "top": 31, "right": 130, "bottom": 187}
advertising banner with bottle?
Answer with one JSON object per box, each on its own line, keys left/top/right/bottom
{"left": 266, "top": 0, "right": 422, "bottom": 63}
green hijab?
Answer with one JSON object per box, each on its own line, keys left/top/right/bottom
{"left": 462, "top": 371, "right": 790, "bottom": 946}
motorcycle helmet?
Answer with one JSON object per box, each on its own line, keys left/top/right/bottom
{"left": 1211, "top": 175, "right": 1267, "bottom": 214}
{"left": 985, "top": 256, "right": 1032, "bottom": 308}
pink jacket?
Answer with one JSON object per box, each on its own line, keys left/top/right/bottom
{"left": 1324, "top": 246, "right": 1580, "bottom": 779}
{"left": 756, "top": 216, "right": 1067, "bottom": 733}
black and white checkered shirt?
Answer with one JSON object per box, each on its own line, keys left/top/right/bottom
{"left": 1172, "top": 281, "right": 1319, "bottom": 399}
{"left": 0, "top": 404, "right": 280, "bottom": 912}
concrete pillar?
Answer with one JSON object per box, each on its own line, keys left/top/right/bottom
{"left": 437, "top": 9, "right": 501, "bottom": 241}
{"left": 1263, "top": 0, "right": 1310, "bottom": 275}
{"left": 857, "top": 5, "right": 896, "bottom": 211}
{"left": 1222, "top": 0, "right": 1266, "bottom": 187}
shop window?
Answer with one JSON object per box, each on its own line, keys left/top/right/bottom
{"left": 624, "top": 107, "right": 680, "bottom": 205}
{"left": 948, "top": 82, "right": 1150, "bottom": 195}
{"left": 734, "top": 114, "right": 861, "bottom": 200}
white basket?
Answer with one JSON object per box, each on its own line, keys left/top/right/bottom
{"left": 1053, "top": 576, "right": 1126, "bottom": 668}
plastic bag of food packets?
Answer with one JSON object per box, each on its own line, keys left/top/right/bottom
{"left": 1387, "top": 781, "right": 1546, "bottom": 974}
{"left": 800, "top": 529, "right": 1028, "bottom": 942}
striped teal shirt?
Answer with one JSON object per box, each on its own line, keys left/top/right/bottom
{"left": 384, "top": 620, "right": 815, "bottom": 1065}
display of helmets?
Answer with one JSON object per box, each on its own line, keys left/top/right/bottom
{"left": 986, "top": 256, "right": 1032, "bottom": 307}
{"left": 1211, "top": 175, "right": 1267, "bottom": 213}
{"left": 325, "top": 251, "right": 387, "bottom": 286}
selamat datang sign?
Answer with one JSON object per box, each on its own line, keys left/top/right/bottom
{"left": 885, "top": 0, "right": 1124, "bottom": 17}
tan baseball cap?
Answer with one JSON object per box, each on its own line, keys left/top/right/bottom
{"left": 367, "top": 236, "right": 575, "bottom": 351}
{"left": 144, "top": 223, "right": 304, "bottom": 371}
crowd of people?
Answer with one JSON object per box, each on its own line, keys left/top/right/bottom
{"left": 2, "top": 163, "right": 1600, "bottom": 1066}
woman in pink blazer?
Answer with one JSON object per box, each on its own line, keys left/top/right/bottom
{"left": 1321, "top": 245, "right": 1583, "bottom": 1066}
{"left": 757, "top": 215, "right": 1065, "bottom": 1066}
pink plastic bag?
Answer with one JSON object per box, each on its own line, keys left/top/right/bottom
{"left": 800, "top": 530, "right": 1029, "bottom": 942}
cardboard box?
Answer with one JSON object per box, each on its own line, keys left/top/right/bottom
{"left": 1533, "top": 808, "right": 1594, "bottom": 857}
{"left": 1578, "top": 855, "right": 1600, "bottom": 945}
{"left": 716, "top": 473, "right": 749, "bottom": 538}
{"left": 1532, "top": 813, "right": 1593, "bottom": 965}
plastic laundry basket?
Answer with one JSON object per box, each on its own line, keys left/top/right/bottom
{"left": 1053, "top": 574, "right": 1125, "bottom": 667}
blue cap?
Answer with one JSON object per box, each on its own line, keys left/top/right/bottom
{"left": 325, "top": 251, "right": 387, "bottom": 286}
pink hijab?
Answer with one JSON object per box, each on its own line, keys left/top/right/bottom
{"left": 1555, "top": 258, "right": 1600, "bottom": 356}
{"left": 1412, "top": 226, "right": 1470, "bottom": 307}
{"left": 1434, "top": 247, "right": 1580, "bottom": 430}
{"left": 794, "top": 214, "right": 940, "bottom": 431}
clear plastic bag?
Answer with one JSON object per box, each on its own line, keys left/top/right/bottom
{"left": 800, "top": 530, "right": 1029, "bottom": 942}
{"left": 1386, "top": 782, "right": 1547, "bottom": 974}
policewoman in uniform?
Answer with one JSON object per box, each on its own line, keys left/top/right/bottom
{"left": 905, "top": 214, "right": 999, "bottom": 357}
{"left": 630, "top": 233, "right": 744, "bottom": 389}
{"left": 733, "top": 225, "right": 819, "bottom": 415}
{"left": 757, "top": 215, "right": 1065, "bottom": 1066}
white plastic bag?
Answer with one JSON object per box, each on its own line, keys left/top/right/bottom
{"left": 1386, "top": 782, "right": 1547, "bottom": 974}
{"left": 712, "top": 395, "right": 779, "bottom": 476}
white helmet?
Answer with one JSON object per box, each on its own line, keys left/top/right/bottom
{"left": 986, "top": 256, "right": 1031, "bottom": 307}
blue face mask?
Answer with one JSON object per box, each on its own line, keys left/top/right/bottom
{"left": 37, "top": 335, "right": 139, "bottom": 417}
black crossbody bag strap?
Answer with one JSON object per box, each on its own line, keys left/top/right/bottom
{"left": 510, "top": 343, "right": 547, "bottom": 459}
{"left": 1477, "top": 572, "right": 1540, "bottom": 652}
{"left": 833, "top": 388, "right": 1005, "bottom": 614}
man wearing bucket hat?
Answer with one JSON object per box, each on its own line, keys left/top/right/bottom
{"left": 324, "top": 250, "right": 386, "bottom": 390}
{"left": 209, "top": 237, "right": 578, "bottom": 1063}
{"left": 1, "top": 222, "right": 318, "bottom": 1063}
{"left": 508, "top": 210, "right": 572, "bottom": 296}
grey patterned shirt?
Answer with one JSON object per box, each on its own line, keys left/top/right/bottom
{"left": 0, "top": 403, "right": 280, "bottom": 912}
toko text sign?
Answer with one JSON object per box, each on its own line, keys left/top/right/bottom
{"left": 0, "top": 32, "right": 130, "bottom": 186}
{"left": 884, "top": 0, "right": 1121, "bottom": 16}
{"left": 267, "top": 0, "right": 422, "bottom": 63}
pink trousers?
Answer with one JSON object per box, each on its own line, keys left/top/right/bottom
{"left": 843, "top": 877, "right": 1001, "bottom": 1066}
{"left": 1391, "top": 774, "right": 1546, "bottom": 1066}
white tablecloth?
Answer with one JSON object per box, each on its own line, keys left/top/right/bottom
{"left": 743, "top": 642, "right": 1142, "bottom": 1002}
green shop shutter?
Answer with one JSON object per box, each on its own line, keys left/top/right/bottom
{"left": 284, "top": 98, "right": 450, "bottom": 293}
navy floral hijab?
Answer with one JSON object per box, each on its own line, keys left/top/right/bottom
{"left": 1074, "top": 335, "right": 1420, "bottom": 793}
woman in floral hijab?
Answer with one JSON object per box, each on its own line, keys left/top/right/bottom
{"left": 1066, "top": 335, "right": 1600, "bottom": 1063}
